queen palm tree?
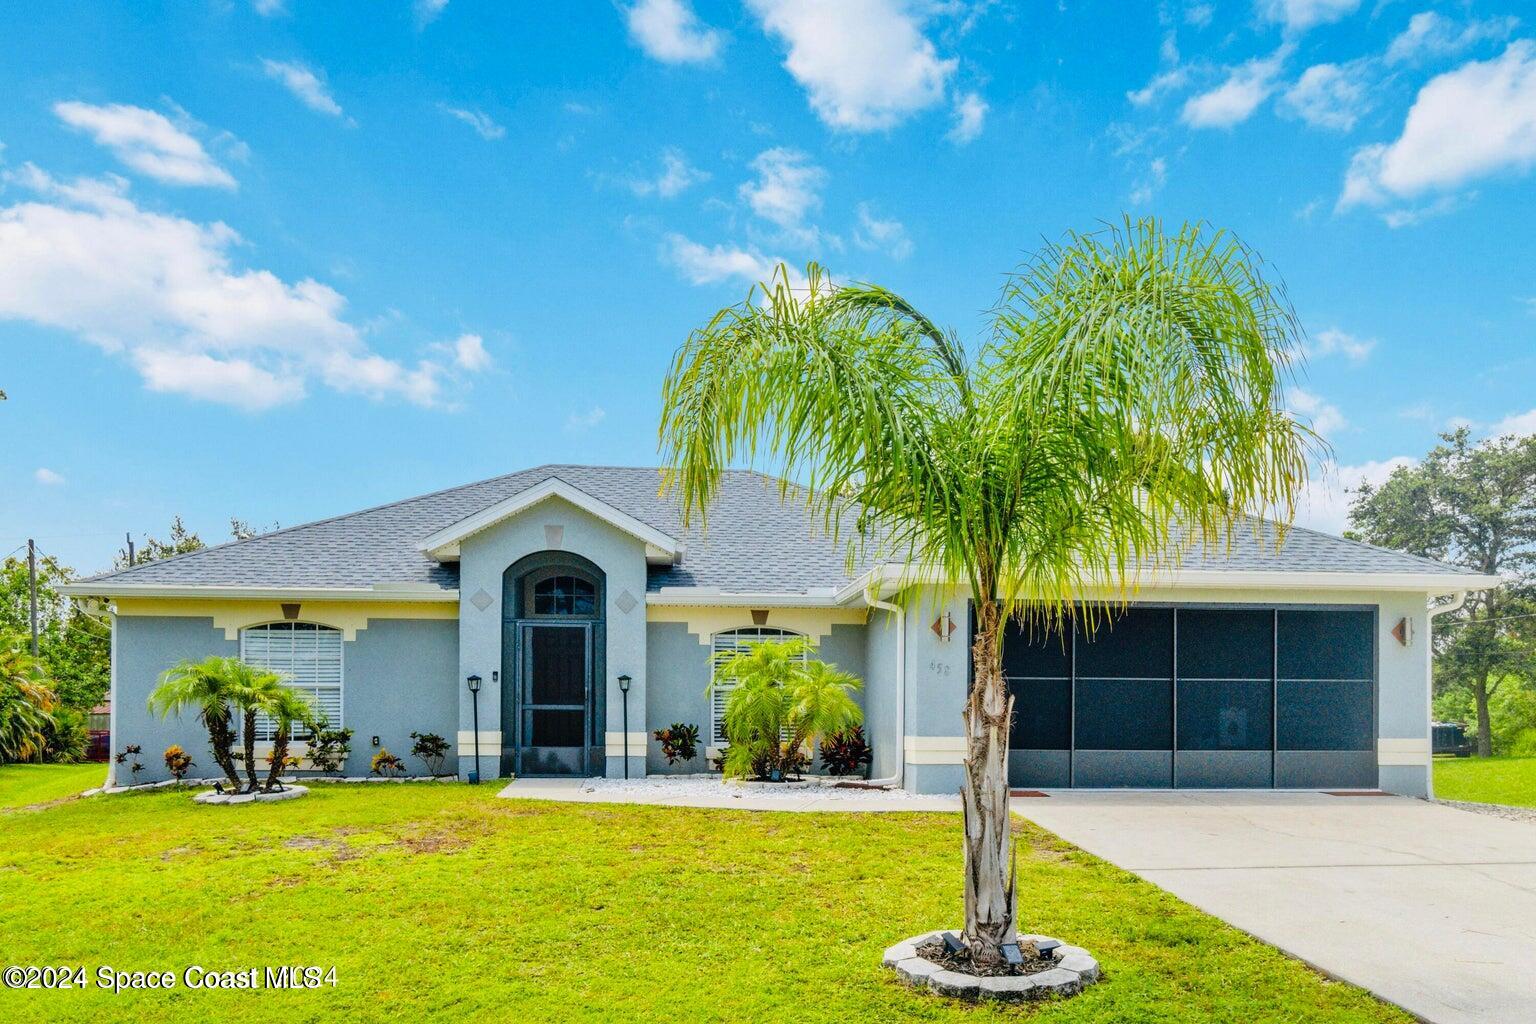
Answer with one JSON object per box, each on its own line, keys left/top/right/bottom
{"left": 149, "top": 656, "right": 280, "bottom": 792}
{"left": 660, "top": 219, "right": 1317, "bottom": 965}
{"left": 0, "top": 635, "right": 58, "bottom": 765}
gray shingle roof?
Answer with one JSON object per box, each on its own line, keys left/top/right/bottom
{"left": 79, "top": 464, "right": 1480, "bottom": 595}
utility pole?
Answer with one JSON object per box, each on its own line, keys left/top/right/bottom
{"left": 27, "top": 538, "right": 38, "bottom": 657}
{"left": 125, "top": 531, "right": 135, "bottom": 566}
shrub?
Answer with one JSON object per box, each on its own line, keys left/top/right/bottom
{"left": 821, "top": 727, "right": 872, "bottom": 777}
{"left": 114, "top": 744, "right": 144, "bottom": 784}
{"left": 163, "top": 744, "right": 196, "bottom": 781}
{"left": 306, "top": 725, "right": 353, "bottom": 775}
{"left": 653, "top": 722, "right": 700, "bottom": 765}
{"left": 42, "top": 707, "right": 88, "bottom": 763}
{"left": 371, "top": 748, "right": 406, "bottom": 777}
{"left": 410, "top": 732, "right": 450, "bottom": 776}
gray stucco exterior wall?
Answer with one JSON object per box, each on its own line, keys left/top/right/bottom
{"left": 455, "top": 496, "right": 650, "bottom": 780}
{"left": 111, "top": 615, "right": 457, "bottom": 784}
{"left": 862, "top": 608, "right": 899, "bottom": 780}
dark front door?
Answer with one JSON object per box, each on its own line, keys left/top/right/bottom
{"left": 517, "top": 623, "right": 590, "bottom": 776}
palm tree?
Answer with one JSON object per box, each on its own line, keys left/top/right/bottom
{"left": 711, "top": 638, "right": 863, "bottom": 779}
{"left": 660, "top": 219, "right": 1316, "bottom": 965}
{"left": 0, "top": 635, "right": 58, "bottom": 765}
{"left": 784, "top": 661, "right": 863, "bottom": 760}
{"left": 258, "top": 683, "right": 316, "bottom": 792}
{"left": 149, "top": 656, "right": 280, "bottom": 792}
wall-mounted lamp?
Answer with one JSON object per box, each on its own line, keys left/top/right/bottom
{"left": 466, "top": 674, "right": 483, "bottom": 784}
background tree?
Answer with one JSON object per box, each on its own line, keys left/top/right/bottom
{"left": 1348, "top": 428, "right": 1536, "bottom": 756}
{"left": 661, "top": 220, "right": 1314, "bottom": 964}
{"left": 0, "top": 553, "right": 109, "bottom": 713}
{"left": 115, "top": 516, "right": 206, "bottom": 569}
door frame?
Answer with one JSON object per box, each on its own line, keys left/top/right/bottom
{"left": 513, "top": 620, "right": 593, "bottom": 778}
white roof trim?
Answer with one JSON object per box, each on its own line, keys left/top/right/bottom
{"left": 836, "top": 564, "right": 1505, "bottom": 605}
{"left": 57, "top": 583, "right": 460, "bottom": 603}
{"left": 416, "top": 478, "right": 683, "bottom": 561}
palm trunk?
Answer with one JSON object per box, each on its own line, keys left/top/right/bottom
{"left": 264, "top": 725, "right": 289, "bottom": 792}
{"left": 205, "top": 710, "right": 244, "bottom": 790}
{"left": 241, "top": 708, "right": 260, "bottom": 792}
{"left": 962, "top": 598, "right": 1016, "bottom": 966}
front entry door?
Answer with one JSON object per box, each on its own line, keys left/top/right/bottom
{"left": 517, "top": 623, "right": 590, "bottom": 776}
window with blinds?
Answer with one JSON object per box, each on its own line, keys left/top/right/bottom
{"left": 709, "top": 627, "right": 804, "bottom": 747}
{"left": 240, "top": 622, "right": 343, "bottom": 742}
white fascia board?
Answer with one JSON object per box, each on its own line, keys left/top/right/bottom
{"left": 646, "top": 588, "right": 842, "bottom": 608}
{"left": 837, "top": 564, "right": 1504, "bottom": 604}
{"left": 416, "top": 478, "right": 683, "bottom": 561}
{"left": 57, "top": 583, "right": 460, "bottom": 603}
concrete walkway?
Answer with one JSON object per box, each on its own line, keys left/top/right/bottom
{"left": 1013, "top": 790, "right": 1536, "bottom": 1024}
{"left": 497, "top": 777, "right": 960, "bottom": 813}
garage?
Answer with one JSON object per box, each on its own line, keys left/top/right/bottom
{"left": 1001, "top": 605, "right": 1377, "bottom": 790}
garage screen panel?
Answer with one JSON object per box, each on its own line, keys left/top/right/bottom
{"left": 1275, "top": 609, "right": 1376, "bottom": 789}
{"left": 1073, "top": 607, "right": 1173, "bottom": 787}
{"left": 1003, "top": 621, "right": 1071, "bottom": 787}
{"left": 1175, "top": 609, "right": 1274, "bottom": 788}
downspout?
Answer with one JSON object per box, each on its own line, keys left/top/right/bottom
{"left": 105, "top": 602, "right": 118, "bottom": 790}
{"left": 1423, "top": 591, "right": 1467, "bottom": 800}
{"left": 864, "top": 591, "right": 906, "bottom": 790}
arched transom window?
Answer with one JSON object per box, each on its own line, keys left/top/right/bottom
{"left": 240, "top": 621, "right": 343, "bottom": 740}
{"left": 709, "top": 626, "right": 805, "bottom": 747}
{"left": 532, "top": 574, "right": 597, "bottom": 616}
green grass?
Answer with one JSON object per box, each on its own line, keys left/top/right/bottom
{"left": 0, "top": 762, "right": 104, "bottom": 809}
{"left": 1434, "top": 755, "right": 1536, "bottom": 808}
{"left": 0, "top": 786, "right": 1410, "bottom": 1024}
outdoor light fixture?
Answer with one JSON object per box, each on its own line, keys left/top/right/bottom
{"left": 618, "top": 674, "right": 632, "bottom": 779}
{"left": 466, "top": 674, "right": 483, "bottom": 785}
{"left": 1000, "top": 943, "right": 1024, "bottom": 966}
{"left": 1034, "top": 939, "right": 1062, "bottom": 961}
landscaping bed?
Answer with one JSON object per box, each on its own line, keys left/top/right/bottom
{"left": 0, "top": 784, "right": 1413, "bottom": 1023}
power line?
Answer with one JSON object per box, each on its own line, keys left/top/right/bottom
{"left": 1438, "top": 610, "right": 1536, "bottom": 628}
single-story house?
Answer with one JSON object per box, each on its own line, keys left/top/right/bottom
{"left": 62, "top": 464, "right": 1500, "bottom": 796}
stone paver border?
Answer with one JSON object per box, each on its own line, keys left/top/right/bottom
{"left": 883, "top": 930, "right": 1101, "bottom": 1003}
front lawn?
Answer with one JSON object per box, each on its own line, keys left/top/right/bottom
{"left": 1435, "top": 755, "right": 1536, "bottom": 808}
{"left": 0, "top": 786, "right": 1409, "bottom": 1023}
{"left": 0, "top": 762, "right": 104, "bottom": 809}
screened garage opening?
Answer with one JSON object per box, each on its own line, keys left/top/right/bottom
{"left": 998, "top": 605, "right": 1377, "bottom": 790}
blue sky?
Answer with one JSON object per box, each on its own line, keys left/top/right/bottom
{"left": 4, "top": 0, "right": 1535, "bottom": 574}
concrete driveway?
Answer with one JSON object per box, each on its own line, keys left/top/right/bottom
{"left": 1014, "top": 791, "right": 1536, "bottom": 1024}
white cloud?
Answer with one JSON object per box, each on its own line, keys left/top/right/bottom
{"left": 1182, "top": 47, "right": 1290, "bottom": 128}
{"left": 1289, "top": 386, "right": 1347, "bottom": 436}
{"left": 1129, "top": 156, "right": 1168, "bottom": 205}
{"left": 1379, "top": 193, "right": 1463, "bottom": 228}
{"left": 252, "top": 0, "right": 286, "bottom": 15}
{"left": 0, "top": 164, "right": 476, "bottom": 411}
{"left": 451, "top": 333, "right": 492, "bottom": 371}
{"left": 947, "top": 92, "right": 987, "bottom": 143}
{"left": 440, "top": 105, "right": 505, "bottom": 140}
{"left": 565, "top": 406, "right": 606, "bottom": 432}
{"left": 1305, "top": 327, "right": 1375, "bottom": 362}
{"left": 53, "top": 101, "right": 235, "bottom": 188}
{"left": 663, "top": 234, "right": 781, "bottom": 286}
{"left": 624, "top": 0, "right": 722, "bottom": 64}
{"left": 1258, "top": 0, "right": 1359, "bottom": 34}
{"left": 1296, "top": 456, "right": 1415, "bottom": 535}
{"left": 622, "top": 148, "right": 710, "bottom": 198}
{"left": 853, "top": 202, "right": 913, "bottom": 260}
{"left": 1185, "top": 3, "right": 1214, "bottom": 28}
{"left": 261, "top": 59, "right": 345, "bottom": 118}
{"left": 1340, "top": 42, "right": 1536, "bottom": 210}
{"left": 747, "top": 0, "right": 956, "bottom": 131}
{"left": 415, "top": 0, "right": 449, "bottom": 27}
{"left": 34, "top": 467, "right": 65, "bottom": 486}
{"left": 1491, "top": 407, "right": 1536, "bottom": 436}
{"left": 1128, "top": 67, "right": 1190, "bottom": 107}
{"left": 1386, "top": 11, "right": 1520, "bottom": 66}
{"left": 1281, "top": 62, "right": 1369, "bottom": 131}
{"left": 739, "top": 148, "right": 826, "bottom": 239}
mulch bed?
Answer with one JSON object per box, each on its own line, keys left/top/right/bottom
{"left": 915, "top": 940, "right": 1059, "bottom": 978}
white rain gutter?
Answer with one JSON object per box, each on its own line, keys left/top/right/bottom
{"left": 863, "top": 591, "right": 906, "bottom": 790}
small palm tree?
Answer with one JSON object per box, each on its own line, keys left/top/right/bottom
{"left": 149, "top": 656, "right": 280, "bottom": 792}
{"left": 661, "top": 219, "right": 1316, "bottom": 964}
{"left": 258, "top": 684, "right": 317, "bottom": 792}
{"left": 0, "top": 636, "right": 58, "bottom": 765}
{"left": 712, "top": 639, "right": 863, "bottom": 779}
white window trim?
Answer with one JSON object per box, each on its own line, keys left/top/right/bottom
{"left": 709, "top": 626, "right": 805, "bottom": 748}
{"left": 239, "top": 622, "right": 344, "bottom": 742}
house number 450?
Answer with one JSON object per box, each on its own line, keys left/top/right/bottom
{"left": 928, "top": 660, "right": 953, "bottom": 677}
